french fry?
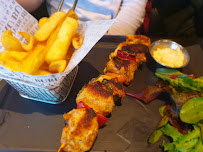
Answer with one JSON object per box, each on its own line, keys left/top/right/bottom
{"left": 66, "top": 9, "right": 78, "bottom": 20}
{"left": 0, "top": 10, "right": 82, "bottom": 76}
{"left": 49, "top": 60, "right": 67, "bottom": 73}
{"left": 1, "top": 30, "right": 24, "bottom": 51}
{"left": 65, "top": 46, "right": 73, "bottom": 63}
{"left": 20, "top": 42, "right": 47, "bottom": 74}
{"left": 39, "top": 62, "right": 49, "bottom": 71}
{"left": 72, "top": 33, "right": 84, "bottom": 49}
{"left": 19, "top": 32, "right": 36, "bottom": 51}
{"left": 45, "top": 17, "right": 79, "bottom": 64}
{"left": 0, "top": 50, "right": 27, "bottom": 61}
{"left": 34, "top": 69, "right": 52, "bottom": 75}
{"left": 38, "top": 17, "right": 48, "bottom": 28}
{"left": 46, "top": 23, "right": 62, "bottom": 48}
{"left": 46, "top": 9, "right": 77, "bottom": 48}
{"left": 0, "top": 59, "right": 20, "bottom": 71}
{"left": 34, "top": 12, "right": 66, "bottom": 41}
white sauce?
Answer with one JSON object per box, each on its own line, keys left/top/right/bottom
{"left": 152, "top": 47, "right": 185, "bottom": 67}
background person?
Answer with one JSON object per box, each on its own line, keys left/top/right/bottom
{"left": 16, "top": 0, "right": 148, "bottom": 35}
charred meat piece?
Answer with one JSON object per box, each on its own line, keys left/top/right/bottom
{"left": 76, "top": 81, "right": 115, "bottom": 116}
{"left": 121, "top": 44, "right": 148, "bottom": 64}
{"left": 109, "top": 42, "right": 148, "bottom": 65}
{"left": 101, "top": 79, "right": 125, "bottom": 97}
{"left": 58, "top": 108, "right": 98, "bottom": 152}
{"left": 90, "top": 74, "right": 125, "bottom": 97}
{"left": 104, "top": 56, "right": 138, "bottom": 85}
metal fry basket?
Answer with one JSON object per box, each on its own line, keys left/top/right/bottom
{"left": 0, "top": 66, "right": 78, "bottom": 104}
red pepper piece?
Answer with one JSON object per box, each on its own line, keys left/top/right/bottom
{"left": 77, "top": 101, "right": 90, "bottom": 109}
{"left": 77, "top": 101, "right": 108, "bottom": 127}
{"left": 170, "top": 75, "right": 178, "bottom": 79}
{"left": 117, "top": 50, "right": 136, "bottom": 61}
{"left": 169, "top": 74, "right": 198, "bottom": 79}
{"left": 97, "top": 113, "right": 109, "bottom": 127}
{"left": 187, "top": 75, "right": 198, "bottom": 79}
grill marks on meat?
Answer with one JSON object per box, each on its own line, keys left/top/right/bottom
{"left": 122, "top": 44, "right": 149, "bottom": 55}
{"left": 105, "top": 41, "right": 149, "bottom": 85}
{"left": 113, "top": 57, "right": 133, "bottom": 70}
{"left": 121, "top": 44, "right": 148, "bottom": 65}
{"left": 59, "top": 108, "right": 98, "bottom": 152}
{"left": 76, "top": 76, "right": 125, "bottom": 116}
{"left": 58, "top": 35, "right": 151, "bottom": 152}
{"left": 104, "top": 57, "right": 138, "bottom": 85}
{"left": 102, "top": 79, "right": 125, "bottom": 97}
{"left": 87, "top": 81, "right": 113, "bottom": 98}
{"left": 76, "top": 81, "right": 115, "bottom": 116}
{"left": 72, "top": 109, "right": 97, "bottom": 136}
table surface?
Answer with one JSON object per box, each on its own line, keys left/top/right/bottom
{"left": 0, "top": 36, "right": 203, "bottom": 152}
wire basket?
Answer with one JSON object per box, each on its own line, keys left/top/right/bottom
{"left": 0, "top": 66, "right": 78, "bottom": 104}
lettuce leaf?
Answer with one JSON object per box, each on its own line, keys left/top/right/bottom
{"left": 177, "top": 125, "right": 200, "bottom": 144}
{"left": 162, "top": 124, "right": 183, "bottom": 141}
{"left": 174, "top": 138, "right": 199, "bottom": 152}
{"left": 180, "top": 97, "right": 203, "bottom": 124}
{"left": 155, "top": 68, "right": 203, "bottom": 92}
{"left": 193, "top": 139, "right": 203, "bottom": 152}
{"left": 162, "top": 124, "right": 203, "bottom": 152}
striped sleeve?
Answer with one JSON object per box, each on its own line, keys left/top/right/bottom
{"left": 107, "top": 0, "right": 148, "bottom": 35}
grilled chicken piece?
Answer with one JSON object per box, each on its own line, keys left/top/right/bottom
{"left": 109, "top": 42, "right": 149, "bottom": 65}
{"left": 76, "top": 81, "right": 115, "bottom": 116}
{"left": 90, "top": 74, "right": 125, "bottom": 97}
{"left": 92, "top": 73, "right": 127, "bottom": 84}
{"left": 126, "top": 35, "right": 151, "bottom": 48}
{"left": 104, "top": 56, "right": 138, "bottom": 85}
{"left": 102, "top": 79, "right": 125, "bottom": 97}
{"left": 58, "top": 108, "right": 98, "bottom": 152}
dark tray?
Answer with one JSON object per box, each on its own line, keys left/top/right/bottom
{"left": 0, "top": 36, "right": 203, "bottom": 152}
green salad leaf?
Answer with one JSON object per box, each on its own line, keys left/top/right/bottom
{"left": 159, "top": 105, "right": 166, "bottom": 117}
{"left": 161, "top": 124, "right": 203, "bottom": 152}
{"left": 177, "top": 125, "right": 200, "bottom": 144}
{"left": 148, "top": 128, "right": 164, "bottom": 144}
{"left": 162, "top": 124, "right": 183, "bottom": 141}
{"left": 151, "top": 68, "right": 203, "bottom": 151}
{"left": 155, "top": 68, "right": 203, "bottom": 92}
{"left": 180, "top": 97, "right": 203, "bottom": 124}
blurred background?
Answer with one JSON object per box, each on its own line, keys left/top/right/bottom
{"left": 31, "top": 0, "right": 203, "bottom": 49}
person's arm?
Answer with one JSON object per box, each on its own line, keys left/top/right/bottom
{"left": 107, "top": 0, "right": 148, "bottom": 35}
{"left": 16, "top": 0, "right": 44, "bottom": 12}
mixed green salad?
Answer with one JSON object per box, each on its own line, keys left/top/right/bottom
{"left": 148, "top": 68, "right": 203, "bottom": 151}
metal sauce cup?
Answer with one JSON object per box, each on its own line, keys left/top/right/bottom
{"left": 150, "top": 39, "right": 190, "bottom": 68}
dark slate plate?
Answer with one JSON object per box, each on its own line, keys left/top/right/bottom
{"left": 0, "top": 36, "right": 202, "bottom": 152}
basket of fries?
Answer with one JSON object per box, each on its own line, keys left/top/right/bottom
{"left": 0, "top": 66, "right": 78, "bottom": 104}
{"left": 0, "top": 0, "right": 114, "bottom": 104}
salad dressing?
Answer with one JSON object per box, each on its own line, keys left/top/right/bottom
{"left": 152, "top": 47, "right": 186, "bottom": 68}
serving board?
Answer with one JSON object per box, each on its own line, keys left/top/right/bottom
{"left": 0, "top": 36, "right": 202, "bottom": 152}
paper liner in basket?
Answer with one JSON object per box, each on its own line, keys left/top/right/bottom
{"left": 0, "top": 0, "right": 115, "bottom": 88}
